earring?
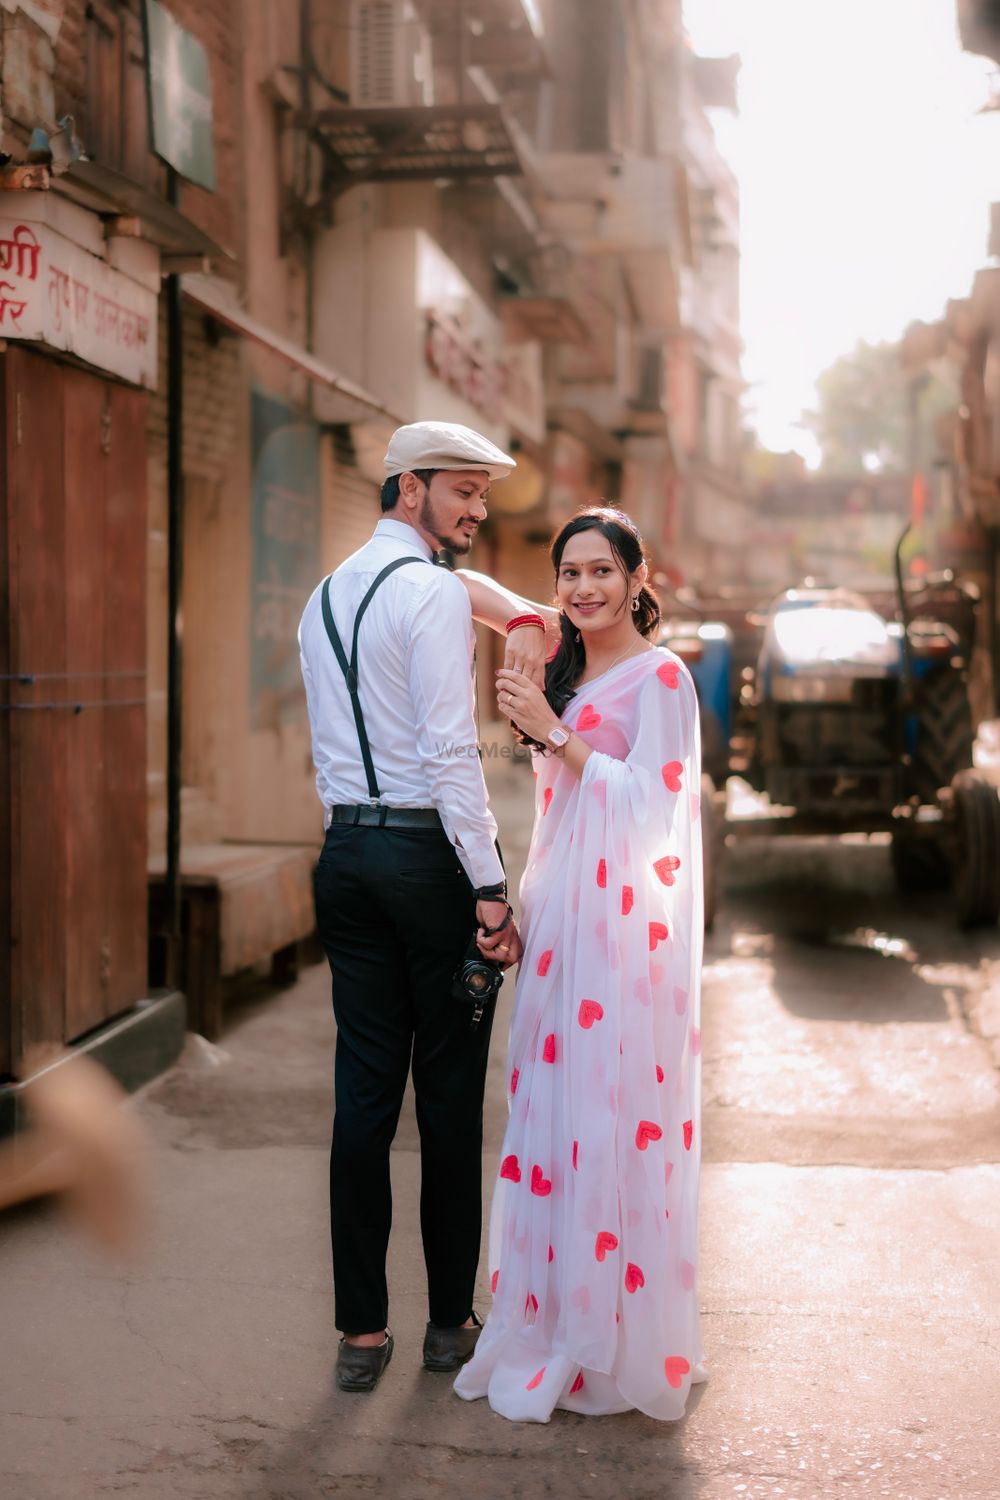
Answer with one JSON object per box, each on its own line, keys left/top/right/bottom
{"left": 631, "top": 595, "right": 640, "bottom": 613}
{"left": 575, "top": 629, "right": 581, "bottom": 643}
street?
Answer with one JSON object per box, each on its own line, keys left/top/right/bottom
{"left": 2, "top": 764, "right": 1000, "bottom": 1499}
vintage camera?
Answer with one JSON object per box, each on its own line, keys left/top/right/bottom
{"left": 451, "top": 936, "right": 505, "bottom": 1029}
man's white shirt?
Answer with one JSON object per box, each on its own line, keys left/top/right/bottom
{"left": 298, "top": 518, "right": 504, "bottom": 888}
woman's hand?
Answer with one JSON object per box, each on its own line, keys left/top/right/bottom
{"left": 503, "top": 624, "right": 548, "bottom": 690}
{"left": 495, "top": 668, "right": 562, "bottom": 744}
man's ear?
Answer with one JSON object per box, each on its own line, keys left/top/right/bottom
{"left": 398, "top": 471, "right": 423, "bottom": 508}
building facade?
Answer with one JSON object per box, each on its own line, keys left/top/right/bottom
{"left": 0, "top": 0, "right": 744, "bottom": 1075}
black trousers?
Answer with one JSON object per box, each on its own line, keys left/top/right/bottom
{"left": 314, "top": 822, "right": 493, "bottom": 1334}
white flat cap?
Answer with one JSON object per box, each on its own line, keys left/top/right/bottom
{"left": 383, "top": 420, "right": 516, "bottom": 482}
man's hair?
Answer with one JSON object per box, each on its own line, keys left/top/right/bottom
{"left": 380, "top": 468, "right": 438, "bottom": 513}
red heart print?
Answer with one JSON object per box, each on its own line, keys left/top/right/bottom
{"left": 674, "top": 986, "right": 688, "bottom": 1015}
{"left": 500, "top": 1154, "right": 521, "bottom": 1183}
{"left": 572, "top": 1140, "right": 579, "bottom": 1171}
{"left": 596, "top": 858, "right": 607, "bottom": 888}
{"left": 543, "top": 786, "right": 553, "bottom": 815}
{"left": 577, "top": 704, "right": 602, "bottom": 731}
{"left": 653, "top": 855, "right": 681, "bottom": 886}
{"left": 650, "top": 963, "right": 665, "bottom": 984}
{"left": 594, "top": 1230, "right": 619, "bottom": 1262}
{"left": 664, "top": 1161, "right": 674, "bottom": 1185}
{"left": 491, "top": 1269, "right": 499, "bottom": 1293}
{"left": 525, "top": 1292, "right": 538, "bottom": 1316}
{"left": 526, "top": 1367, "right": 545, "bottom": 1391}
{"left": 679, "top": 1259, "right": 696, "bottom": 1291}
{"left": 683, "top": 1120, "right": 693, "bottom": 1150}
{"left": 627, "top": 1208, "right": 642, "bottom": 1229}
{"left": 578, "top": 998, "right": 604, "bottom": 1029}
{"left": 691, "top": 1028, "right": 702, "bottom": 1056}
{"left": 634, "top": 977, "right": 652, "bottom": 1007}
{"left": 661, "top": 761, "right": 683, "bottom": 793}
{"left": 655, "top": 1064, "right": 664, "bottom": 1083}
{"left": 635, "top": 1119, "right": 663, "bottom": 1151}
{"left": 548, "top": 1244, "right": 554, "bottom": 1263}
{"left": 664, "top": 1356, "right": 690, "bottom": 1389}
{"left": 531, "top": 1164, "right": 552, "bottom": 1196}
{"left": 648, "top": 921, "right": 669, "bottom": 951}
{"left": 570, "top": 1284, "right": 590, "bottom": 1313}
{"left": 569, "top": 1372, "right": 585, "bottom": 1395}
{"left": 625, "top": 1262, "right": 645, "bottom": 1294}
{"left": 656, "top": 660, "right": 681, "bottom": 690}
{"left": 537, "top": 949, "right": 553, "bottom": 977}
{"left": 510, "top": 1067, "right": 519, "bottom": 1095}
{"left": 542, "top": 1033, "right": 557, "bottom": 1064}
{"left": 595, "top": 918, "right": 608, "bottom": 943}
{"left": 621, "top": 885, "right": 634, "bottom": 915}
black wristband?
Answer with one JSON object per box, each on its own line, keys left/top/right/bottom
{"left": 480, "top": 906, "right": 513, "bottom": 938}
{"left": 474, "top": 882, "right": 507, "bottom": 902}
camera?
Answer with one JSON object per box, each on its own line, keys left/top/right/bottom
{"left": 452, "top": 936, "right": 505, "bottom": 1028}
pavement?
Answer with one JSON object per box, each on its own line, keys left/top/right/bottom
{"left": 2, "top": 760, "right": 1000, "bottom": 1500}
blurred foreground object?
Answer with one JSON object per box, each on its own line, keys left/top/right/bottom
{"left": 0, "top": 1049, "right": 146, "bottom": 1256}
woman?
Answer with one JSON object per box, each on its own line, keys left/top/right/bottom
{"left": 453, "top": 507, "right": 706, "bottom": 1423}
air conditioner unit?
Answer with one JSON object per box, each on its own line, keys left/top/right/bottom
{"left": 350, "top": 0, "right": 434, "bottom": 108}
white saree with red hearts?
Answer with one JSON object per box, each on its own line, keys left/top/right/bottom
{"left": 455, "top": 647, "right": 706, "bottom": 1422}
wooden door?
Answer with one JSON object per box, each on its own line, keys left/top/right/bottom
{"left": 0, "top": 346, "right": 148, "bottom": 1076}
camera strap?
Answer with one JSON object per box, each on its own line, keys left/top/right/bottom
{"left": 320, "top": 556, "right": 431, "bottom": 801}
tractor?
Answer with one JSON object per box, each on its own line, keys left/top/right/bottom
{"left": 660, "top": 528, "right": 1000, "bottom": 929}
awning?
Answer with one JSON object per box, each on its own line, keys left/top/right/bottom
{"left": 55, "top": 160, "right": 226, "bottom": 261}
{"left": 181, "top": 274, "right": 401, "bottom": 425}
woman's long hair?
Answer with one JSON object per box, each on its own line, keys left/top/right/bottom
{"left": 515, "top": 507, "right": 661, "bottom": 748}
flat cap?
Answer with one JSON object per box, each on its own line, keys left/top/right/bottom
{"left": 383, "top": 420, "right": 516, "bottom": 482}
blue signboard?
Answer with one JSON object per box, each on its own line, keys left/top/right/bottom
{"left": 143, "top": 0, "right": 216, "bottom": 190}
{"left": 249, "top": 390, "right": 321, "bottom": 730}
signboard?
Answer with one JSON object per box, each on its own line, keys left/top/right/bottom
{"left": 0, "top": 211, "right": 157, "bottom": 387}
{"left": 249, "top": 391, "right": 320, "bottom": 730}
{"left": 143, "top": 0, "right": 215, "bottom": 190}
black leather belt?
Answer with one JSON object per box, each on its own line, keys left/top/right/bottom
{"left": 328, "top": 804, "right": 443, "bottom": 830}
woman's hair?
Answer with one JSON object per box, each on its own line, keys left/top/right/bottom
{"left": 514, "top": 506, "right": 661, "bottom": 748}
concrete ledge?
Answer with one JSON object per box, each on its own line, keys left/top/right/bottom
{"left": 0, "top": 990, "right": 186, "bottom": 1138}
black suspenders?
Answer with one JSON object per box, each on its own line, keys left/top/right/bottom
{"left": 320, "top": 556, "right": 430, "bottom": 803}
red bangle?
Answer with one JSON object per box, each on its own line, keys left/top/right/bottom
{"left": 505, "top": 613, "right": 546, "bottom": 635}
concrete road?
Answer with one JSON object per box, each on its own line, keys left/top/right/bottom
{"left": 2, "top": 771, "right": 1000, "bottom": 1499}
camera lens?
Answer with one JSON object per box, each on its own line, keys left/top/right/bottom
{"left": 467, "top": 968, "right": 492, "bottom": 994}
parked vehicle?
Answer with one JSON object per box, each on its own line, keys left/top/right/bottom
{"left": 660, "top": 530, "right": 1000, "bottom": 928}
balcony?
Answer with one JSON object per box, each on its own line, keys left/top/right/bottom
{"left": 305, "top": 101, "right": 523, "bottom": 197}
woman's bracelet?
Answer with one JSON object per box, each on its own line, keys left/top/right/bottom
{"left": 505, "top": 613, "right": 546, "bottom": 635}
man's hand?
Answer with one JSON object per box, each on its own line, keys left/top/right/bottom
{"left": 503, "top": 624, "right": 548, "bottom": 690}
{"left": 476, "top": 900, "right": 523, "bottom": 970}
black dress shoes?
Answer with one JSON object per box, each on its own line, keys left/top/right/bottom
{"left": 335, "top": 1332, "right": 394, "bottom": 1392}
{"left": 422, "top": 1311, "right": 483, "bottom": 1373}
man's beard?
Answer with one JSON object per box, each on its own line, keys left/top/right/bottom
{"left": 419, "top": 494, "right": 476, "bottom": 554}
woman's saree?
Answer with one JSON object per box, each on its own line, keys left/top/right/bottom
{"left": 455, "top": 648, "right": 706, "bottom": 1422}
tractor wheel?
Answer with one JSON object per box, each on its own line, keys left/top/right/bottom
{"left": 950, "top": 769, "right": 1000, "bottom": 929}
{"left": 906, "top": 669, "right": 974, "bottom": 804}
{"left": 890, "top": 826, "right": 949, "bottom": 893}
{"left": 700, "top": 773, "right": 725, "bottom": 932}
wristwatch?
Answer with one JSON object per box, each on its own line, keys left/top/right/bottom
{"left": 547, "top": 725, "right": 570, "bottom": 749}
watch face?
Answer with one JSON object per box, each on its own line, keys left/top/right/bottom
{"left": 548, "top": 726, "right": 570, "bottom": 748}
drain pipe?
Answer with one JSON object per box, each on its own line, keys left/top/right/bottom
{"left": 165, "top": 166, "right": 184, "bottom": 975}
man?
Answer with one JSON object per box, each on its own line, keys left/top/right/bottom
{"left": 298, "top": 420, "right": 524, "bottom": 1393}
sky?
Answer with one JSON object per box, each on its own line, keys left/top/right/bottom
{"left": 683, "top": 0, "right": 1000, "bottom": 463}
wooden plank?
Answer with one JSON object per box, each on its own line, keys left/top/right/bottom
{"left": 63, "top": 364, "right": 109, "bottom": 1039}
{"left": 98, "top": 379, "right": 148, "bottom": 1025}
{"left": 7, "top": 348, "right": 69, "bottom": 1062}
